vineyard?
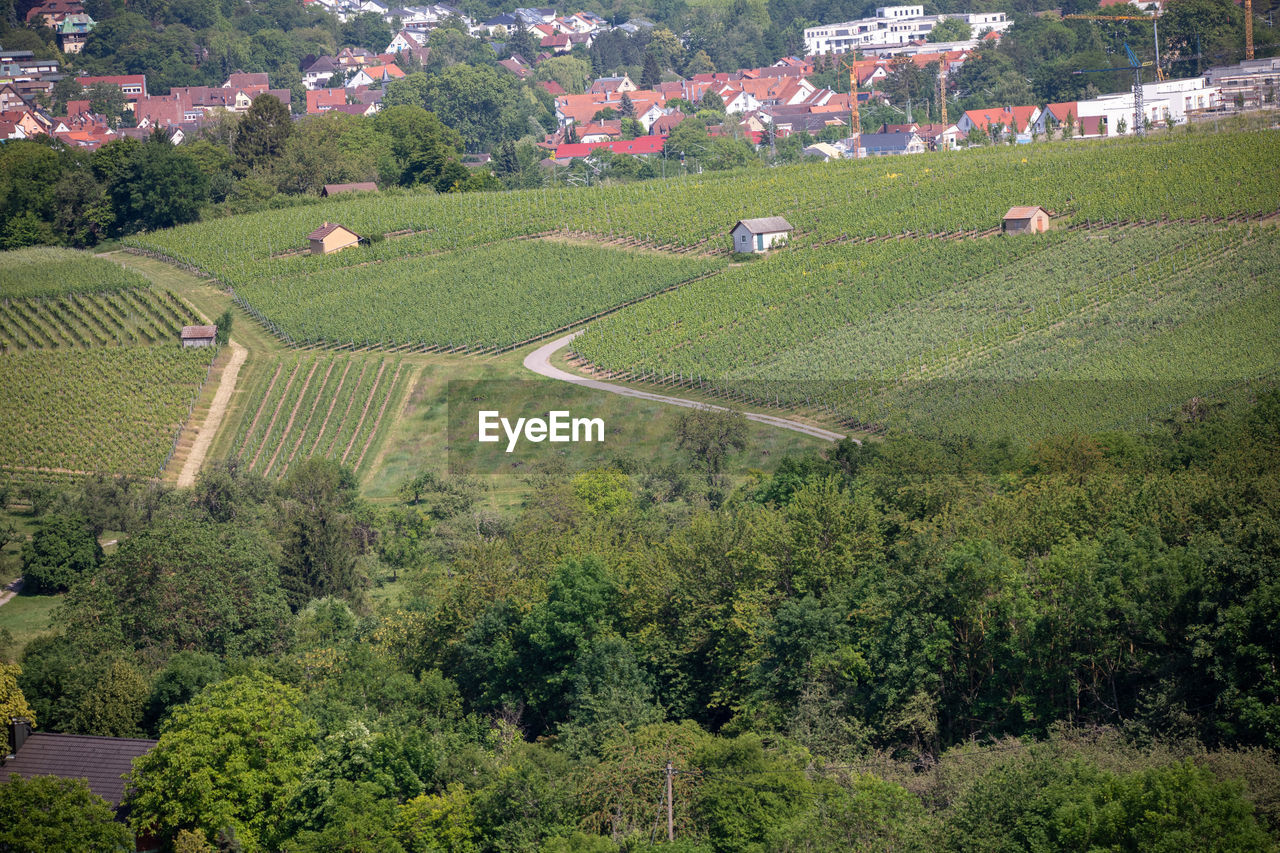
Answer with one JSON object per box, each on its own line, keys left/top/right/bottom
{"left": 230, "top": 240, "right": 721, "bottom": 350}
{"left": 0, "top": 287, "right": 200, "bottom": 352}
{"left": 570, "top": 224, "right": 1280, "bottom": 440}
{"left": 228, "top": 352, "right": 414, "bottom": 479}
{"left": 0, "top": 247, "right": 152, "bottom": 298}
{"left": 0, "top": 346, "right": 214, "bottom": 477}
{"left": 126, "top": 129, "right": 1280, "bottom": 283}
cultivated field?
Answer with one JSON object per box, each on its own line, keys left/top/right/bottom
{"left": 572, "top": 223, "right": 1280, "bottom": 439}
{"left": 126, "top": 129, "right": 1280, "bottom": 277}
{"left": 0, "top": 251, "right": 212, "bottom": 481}
{"left": 227, "top": 352, "right": 414, "bottom": 480}
{"left": 231, "top": 241, "right": 721, "bottom": 350}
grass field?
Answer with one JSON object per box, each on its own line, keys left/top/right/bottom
{"left": 0, "top": 593, "right": 62, "bottom": 656}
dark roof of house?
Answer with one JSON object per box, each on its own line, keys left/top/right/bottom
{"left": 180, "top": 324, "right": 216, "bottom": 339}
{"left": 1, "top": 733, "right": 156, "bottom": 807}
{"left": 322, "top": 182, "right": 378, "bottom": 195}
{"left": 734, "top": 216, "right": 793, "bottom": 234}
{"left": 308, "top": 222, "right": 357, "bottom": 241}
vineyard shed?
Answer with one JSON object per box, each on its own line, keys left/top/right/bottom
{"left": 1002, "top": 206, "right": 1050, "bottom": 234}
{"left": 181, "top": 325, "right": 216, "bottom": 347}
{"left": 308, "top": 222, "right": 361, "bottom": 255}
{"left": 731, "top": 217, "right": 793, "bottom": 254}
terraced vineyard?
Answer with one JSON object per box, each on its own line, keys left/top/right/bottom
{"left": 0, "top": 347, "right": 214, "bottom": 476}
{"left": 229, "top": 352, "right": 413, "bottom": 479}
{"left": 0, "top": 287, "right": 200, "bottom": 352}
{"left": 571, "top": 224, "right": 1280, "bottom": 440}
{"left": 127, "top": 129, "right": 1280, "bottom": 283}
{"left": 231, "top": 240, "right": 721, "bottom": 350}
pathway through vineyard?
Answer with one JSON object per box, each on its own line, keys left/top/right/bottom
{"left": 177, "top": 339, "right": 247, "bottom": 488}
{"left": 524, "top": 332, "right": 852, "bottom": 444}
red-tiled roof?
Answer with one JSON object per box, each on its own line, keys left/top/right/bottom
{"left": 308, "top": 222, "right": 357, "bottom": 241}
{"left": 181, "top": 325, "right": 217, "bottom": 339}
{"left": 1004, "top": 206, "right": 1048, "bottom": 220}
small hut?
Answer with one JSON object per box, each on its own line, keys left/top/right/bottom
{"left": 308, "top": 222, "right": 361, "bottom": 255}
{"left": 731, "top": 217, "right": 793, "bottom": 254}
{"left": 1002, "top": 206, "right": 1051, "bottom": 235}
{"left": 180, "top": 325, "right": 217, "bottom": 348}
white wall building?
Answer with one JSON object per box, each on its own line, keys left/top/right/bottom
{"left": 804, "top": 6, "right": 1011, "bottom": 56}
{"left": 1079, "top": 77, "right": 1220, "bottom": 135}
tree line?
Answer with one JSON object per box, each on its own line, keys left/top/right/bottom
{"left": 1, "top": 391, "right": 1278, "bottom": 850}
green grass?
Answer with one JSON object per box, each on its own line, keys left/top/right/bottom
{"left": 0, "top": 593, "right": 62, "bottom": 658}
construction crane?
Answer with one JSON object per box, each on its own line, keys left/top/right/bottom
{"left": 1246, "top": 0, "right": 1254, "bottom": 60}
{"left": 842, "top": 59, "right": 862, "bottom": 158}
{"left": 1063, "top": 13, "right": 1165, "bottom": 81}
{"left": 939, "top": 65, "right": 948, "bottom": 149}
{"left": 1075, "top": 43, "right": 1152, "bottom": 136}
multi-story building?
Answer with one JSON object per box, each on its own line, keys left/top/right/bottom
{"left": 804, "top": 6, "right": 1011, "bottom": 56}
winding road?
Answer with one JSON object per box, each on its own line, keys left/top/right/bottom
{"left": 523, "top": 332, "right": 854, "bottom": 444}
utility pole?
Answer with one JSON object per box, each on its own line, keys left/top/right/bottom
{"left": 939, "top": 62, "right": 948, "bottom": 150}
{"left": 665, "top": 762, "right": 675, "bottom": 842}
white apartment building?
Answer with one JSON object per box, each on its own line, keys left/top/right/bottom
{"left": 804, "top": 6, "right": 1011, "bottom": 56}
{"left": 1079, "top": 77, "right": 1220, "bottom": 136}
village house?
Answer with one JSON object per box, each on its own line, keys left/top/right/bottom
{"left": 2, "top": 720, "right": 157, "bottom": 822}
{"left": 857, "top": 131, "right": 926, "bottom": 156}
{"left": 731, "top": 217, "right": 793, "bottom": 253}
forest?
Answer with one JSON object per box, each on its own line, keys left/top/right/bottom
{"left": 2, "top": 387, "right": 1278, "bottom": 851}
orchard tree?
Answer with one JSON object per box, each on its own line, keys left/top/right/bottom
{"left": 20, "top": 513, "right": 101, "bottom": 594}
{"left": 0, "top": 776, "right": 132, "bottom": 853}
{"left": 127, "top": 674, "right": 319, "bottom": 851}
{"left": 674, "top": 406, "right": 748, "bottom": 498}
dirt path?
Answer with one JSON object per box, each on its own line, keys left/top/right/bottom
{"left": 523, "top": 332, "right": 853, "bottom": 444}
{"left": 177, "top": 340, "right": 248, "bottom": 488}
{"left": 0, "top": 577, "right": 22, "bottom": 608}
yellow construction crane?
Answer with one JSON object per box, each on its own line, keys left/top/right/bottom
{"left": 1246, "top": 0, "right": 1254, "bottom": 60}
{"left": 1064, "top": 13, "right": 1166, "bottom": 81}
{"left": 939, "top": 62, "right": 948, "bottom": 149}
{"left": 842, "top": 59, "right": 862, "bottom": 158}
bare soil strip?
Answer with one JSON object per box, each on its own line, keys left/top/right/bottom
{"left": 352, "top": 363, "right": 406, "bottom": 472}
{"left": 262, "top": 358, "right": 321, "bottom": 478}
{"left": 177, "top": 340, "right": 248, "bottom": 488}
{"left": 307, "top": 360, "right": 355, "bottom": 456}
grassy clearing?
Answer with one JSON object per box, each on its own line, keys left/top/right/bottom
{"left": 0, "top": 593, "right": 62, "bottom": 657}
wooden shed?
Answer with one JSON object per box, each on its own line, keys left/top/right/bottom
{"left": 1002, "top": 206, "right": 1051, "bottom": 235}
{"left": 180, "top": 325, "right": 217, "bottom": 348}
{"left": 731, "top": 217, "right": 793, "bottom": 254}
{"left": 308, "top": 222, "right": 361, "bottom": 255}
